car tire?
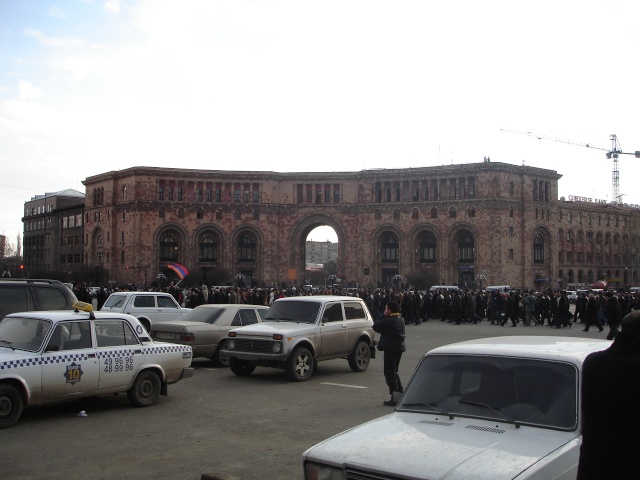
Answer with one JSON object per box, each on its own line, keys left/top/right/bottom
{"left": 229, "top": 358, "right": 256, "bottom": 376}
{"left": 0, "top": 384, "right": 23, "bottom": 429}
{"left": 212, "top": 342, "right": 230, "bottom": 368}
{"left": 285, "top": 346, "right": 314, "bottom": 382}
{"left": 348, "top": 340, "right": 371, "bottom": 372}
{"left": 127, "top": 370, "right": 161, "bottom": 407}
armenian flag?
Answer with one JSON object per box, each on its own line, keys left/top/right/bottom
{"left": 167, "top": 263, "right": 189, "bottom": 280}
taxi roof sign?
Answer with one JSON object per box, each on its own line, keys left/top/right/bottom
{"left": 72, "top": 301, "right": 93, "bottom": 313}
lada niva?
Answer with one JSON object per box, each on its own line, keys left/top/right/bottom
{"left": 224, "top": 296, "right": 375, "bottom": 381}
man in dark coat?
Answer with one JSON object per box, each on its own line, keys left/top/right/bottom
{"left": 373, "top": 300, "right": 406, "bottom": 406}
{"left": 577, "top": 311, "right": 640, "bottom": 479}
{"left": 604, "top": 291, "right": 622, "bottom": 340}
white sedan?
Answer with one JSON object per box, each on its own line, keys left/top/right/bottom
{"left": 302, "top": 336, "right": 609, "bottom": 480}
{"left": 0, "top": 303, "right": 194, "bottom": 428}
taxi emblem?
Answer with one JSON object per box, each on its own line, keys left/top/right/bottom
{"left": 64, "top": 362, "right": 84, "bottom": 385}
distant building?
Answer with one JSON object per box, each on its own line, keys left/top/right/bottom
{"left": 22, "top": 189, "right": 85, "bottom": 277}
{"left": 0, "top": 234, "right": 5, "bottom": 260}
{"left": 305, "top": 240, "right": 338, "bottom": 266}
{"left": 76, "top": 162, "right": 640, "bottom": 289}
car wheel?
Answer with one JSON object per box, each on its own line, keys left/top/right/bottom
{"left": 229, "top": 357, "right": 256, "bottom": 376}
{"left": 0, "top": 384, "right": 23, "bottom": 429}
{"left": 212, "top": 342, "right": 230, "bottom": 368}
{"left": 348, "top": 340, "right": 371, "bottom": 372}
{"left": 285, "top": 346, "right": 314, "bottom": 382}
{"left": 127, "top": 370, "right": 161, "bottom": 407}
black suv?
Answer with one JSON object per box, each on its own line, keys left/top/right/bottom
{"left": 0, "top": 279, "right": 79, "bottom": 319}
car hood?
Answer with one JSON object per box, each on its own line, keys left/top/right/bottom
{"left": 303, "top": 412, "right": 578, "bottom": 480}
{"left": 230, "top": 321, "right": 315, "bottom": 337}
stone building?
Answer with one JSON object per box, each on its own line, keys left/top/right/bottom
{"left": 22, "top": 189, "right": 85, "bottom": 277}
{"left": 80, "top": 162, "right": 640, "bottom": 289}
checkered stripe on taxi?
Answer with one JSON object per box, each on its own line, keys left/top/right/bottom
{"left": 0, "top": 353, "right": 89, "bottom": 369}
{"left": 97, "top": 349, "right": 134, "bottom": 359}
{"left": 146, "top": 345, "right": 191, "bottom": 354}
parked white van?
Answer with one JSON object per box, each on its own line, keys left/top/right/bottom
{"left": 485, "top": 285, "right": 511, "bottom": 293}
{"left": 429, "top": 285, "right": 459, "bottom": 293}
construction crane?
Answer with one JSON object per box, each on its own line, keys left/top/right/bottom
{"left": 500, "top": 128, "right": 640, "bottom": 203}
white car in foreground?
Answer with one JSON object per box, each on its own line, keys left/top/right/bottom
{"left": 0, "top": 303, "right": 194, "bottom": 428}
{"left": 302, "top": 336, "right": 609, "bottom": 480}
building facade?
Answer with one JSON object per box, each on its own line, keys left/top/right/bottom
{"left": 76, "top": 162, "right": 640, "bottom": 290}
{"left": 22, "top": 189, "right": 85, "bottom": 277}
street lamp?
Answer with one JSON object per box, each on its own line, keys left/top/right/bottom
{"left": 475, "top": 273, "right": 487, "bottom": 290}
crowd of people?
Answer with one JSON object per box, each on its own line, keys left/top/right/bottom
{"left": 74, "top": 281, "right": 640, "bottom": 340}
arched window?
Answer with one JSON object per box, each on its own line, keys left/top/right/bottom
{"left": 199, "top": 231, "right": 218, "bottom": 262}
{"left": 418, "top": 231, "right": 436, "bottom": 263}
{"left": 509, "top": 206, "right": 514, "bottom": 218}
{"left": 458, "top": 231, "right": 474, "bottom": 263}
{"left": 375, "top": 209, "right": 382, "bottom": 220}
{"left": 381, "top": 232, "right": 399, "bottom": 263}
{"left": 238, "top": 234, "right": 256, "bottom": 262}
{"left": 534, "top": 233, "right": 544, "bottom": 264}
{"left": 160, "top": 231, "right": 179, "bottom": 261}
{"left": 467, "top": 206, "right": 475, "bottom": 218}
{"left": 430, "top": 207, "right": 438, "bottom": 219}
{"left": 393, "top": 209, "right": 400, "bottom": 221}
{"left": 449, "top": 207, "right": 457, "bottom": 219}
{"left": 411, "top": 208, "right": 419, "bottom": 220}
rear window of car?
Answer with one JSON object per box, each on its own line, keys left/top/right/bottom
{"left": 34, "top": 287, "right": 71, "bottom": 310}
{"left": 0, "top": 287, "right": 34, "bottom": 319}
{"left": 133, "top": 296, "right": 155, "bottom": 308}
{"left": 344, "top": 301, "right": 367, "bottom": 320}
{"left": 156, "top": 295, "right": 178, "bottom": 308}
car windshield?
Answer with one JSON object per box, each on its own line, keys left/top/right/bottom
{"left": 398, "top": 354, "right": 578, "bottom": 431}
{"left": 103, "top": 294, "right": 127, "bottom": 308}
{"left": 0, "top": 316, "right": 53, "bottom": 352}
{"left": 264, "top": 301, "right": 321, "bottom": 323}
{"left": 180, "top": 307, "right": 225, "bottom": 324}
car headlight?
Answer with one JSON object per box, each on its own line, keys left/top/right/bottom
{"left": 304, "top": 462, "right": 343, "bottom": 480}
{"left": 227, "top": 339, "right": 235, "bottom": 350}
{"left": 272, "top": 342, "right": 282, "bottom": 353}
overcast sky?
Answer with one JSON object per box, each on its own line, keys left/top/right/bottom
{"left": 2, "top": 0, "right": 639, "bottom": 248}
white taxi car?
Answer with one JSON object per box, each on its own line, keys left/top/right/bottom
{"left": 0, "top": 302, "right": 194, "bottom": 428}
{"left": 302, "top": 336, "right": 610, "bottom": 480}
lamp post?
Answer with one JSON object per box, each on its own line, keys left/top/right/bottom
{"left": 475, "top": 273, "right": 487, "bottom": 291}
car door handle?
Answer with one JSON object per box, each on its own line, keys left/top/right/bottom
{"left": 134, "top": 350, "right": 142, "bottom": 354}
{"left": 88, "top": 353, "right": 96, "bottom": 358}
{"left": 342, "top": 324, "right": 347, "bottom": 328}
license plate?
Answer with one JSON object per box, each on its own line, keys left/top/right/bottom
{"left": 156, "top": 332, "right": 175, "bottom": 340}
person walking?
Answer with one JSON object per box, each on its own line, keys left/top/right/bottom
{"left": 373, "top": 301, "right": 406, "bottom": 407}
{"left": 604, "top": 291, "right": 622, "bottom": 340}
{"left": 577, "top": 311, "right": 640, "bottom": 479}
{"left": 523, "top": 291, "right": 537, "bottom": 326}
{"left": 582, "top": 293, "right": 604, "bottom": 332}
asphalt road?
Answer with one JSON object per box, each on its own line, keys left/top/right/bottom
{"left": 0, "top": 315, "right": 600, "bottom": 480}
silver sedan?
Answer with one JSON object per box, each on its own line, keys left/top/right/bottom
{"left": 150, "top": 304, "right": 268, "bottom": 366}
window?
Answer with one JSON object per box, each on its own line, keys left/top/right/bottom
{"left": 412, "top": 208, "right": 419, "bottom": 220}
{"left": 197, "top": 208, "right": 204, "bottom": 219}
{"left": 133, "top": 296, "right": 155, "bottom": 308}
{"left": 177, "top": 188, "right": 183, "bottom": 201}
{"left": 95, "top": 320, "right": 139, "bottom": 347}
{"left": 458, "top": 232, "right": 474, "bottom": 263}
{"left": 381, "top": 232, "right": 399, "bottom": 263}
{"left": 238, "top": 234, "right": 256, "bottom": 262}
{"left": 47, "top": 321, "right": 93, "bottom": 351}
{"left": 322, "top": 303, "right": 345, "bottom": 323}
{"left": 199, "top": 232, "right": 217, "bottom": 262}
{"left": 167, "top": 188, "right": 174, "bottom": 201}
{"left": 160, "top": 231, "right": 179, "bottom": 261}
{"left": 449, "top": 207, "right": 457, "bottom": 219}
{"left": 534, "top": 233, "right": 544, "bottom": 264}
{"left": 431, "top": 207, "right": 438, "bottom": 219}
{"left": 344, "top": 302, "right": 366, "bottom": 320}
{"left": 418, "top": 231, "right": 436, "bottom": 263}
{"left": 468, "top": 206, "right": 475, "bottom": 218}
{"left": 157, "top": 295, "right": 178, "bottom": 308}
